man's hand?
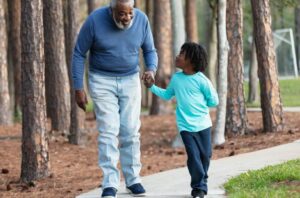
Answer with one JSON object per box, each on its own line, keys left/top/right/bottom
{"left": 141, "top": 70, "right": 155, "bottom": 88}
{"left": 75, "top": 90, "right": 88, "bottom": 111}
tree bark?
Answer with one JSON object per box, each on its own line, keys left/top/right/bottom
{"left": 213, "top": 0, "right": 229, "bottom": 145}
{"left": 170, "top": 0, "right": 185, "bottom": 148}
{"left": 171, "top": 0, "right": 185, "bottom": 72}
{"left": 0, "top": 0, "right": 13, "bottom": 125}
{"left": 150, "top": 0, "right": 173, "bottom": 115}
{"left": 185, "top": 0, "right": 198, "bottom": 42}
{"left": 225, "top": 0, "right": 247, "bottom": 135}
{"left": 7, "top": 0, "right": 22, "bottom": 118}
{"left": 21, "top": 0, "right": 49, "bottom": 182}
{"left": 87, "top": 0, "right": 97, "bottom": 14}
{"left": 145, "top": 0, "right": 153, "bottom": 21}
{"left": 251, "top": 0, "right": 284, "bottom": 132}
{"left": 43, "top": 0, "right": 71, "bottom": 135}
{"left": 63, "top": 0, "right": 86, "bottom": 144}
{"left": 248, "top": 40, "right": 259, "bottom": 103}
{"left": 134, "top": 0, "right": 142, "bottom": 9}
{"left": 207, "top": 1, "right": 218, "bottom": 87}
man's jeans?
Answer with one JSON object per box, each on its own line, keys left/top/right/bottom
{"left": 180, "top": 128, "right": 212, "bottom": 194}
{"left": 89, "top": 72, "right": 142, "bottom": 189}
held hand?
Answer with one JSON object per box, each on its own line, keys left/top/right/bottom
{"left": 141, "top": 70, "right": 155, "bottom": 81}
{"left": 143, "top": 77, "right": 154, "bottom": 88}
{"left": 142, "top": 70, "right": 155, "bottom": 88}
{"left": 75, "top": 90, "right": 88, "bottom": 111}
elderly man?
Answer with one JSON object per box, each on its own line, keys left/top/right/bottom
{"left": 72, "top": 0, "right": 157, "bottom": 197}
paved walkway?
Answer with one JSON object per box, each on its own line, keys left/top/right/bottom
{"left": 248, "top": 107, "right": 300, "bottom": 112}
{"left": 77, "top": 139, "right": 300, "bottom": 198}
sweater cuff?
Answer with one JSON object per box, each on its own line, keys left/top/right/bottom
{"left": 73, "top": 80, "right": 83, "bottom": 90}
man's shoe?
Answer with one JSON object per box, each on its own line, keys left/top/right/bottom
{"left": 191, "top": 188, "right": 205, "bottom": 198}
{"left": 101, "top": 187, "right": 117, "bottom": 198}
{"left": 126, "top": 183, "right": 146, "bottom": 197}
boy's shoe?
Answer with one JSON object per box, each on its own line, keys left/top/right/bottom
{"left": 191, "top": 188, "right": 205, "bottom": 198}
{"left": 126, "top": 183, "right": 146, "bottom": 197}
{"left": 101, "top": 187, "right": 117, "bottom": 198}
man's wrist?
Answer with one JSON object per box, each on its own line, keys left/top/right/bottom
{"left": 146, "top": 68, "right": 156, "bottom": 75}
{"left": 150, "top": 70, "right": 156, "bottom": 76}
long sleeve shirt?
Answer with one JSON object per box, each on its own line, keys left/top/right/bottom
{"left": 72, "top": 6, "right": 158, "bottom": 90}
{"left": 150, "top": 71, "right": 219, "bottom": 132}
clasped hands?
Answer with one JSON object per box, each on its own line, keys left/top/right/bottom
{"left": 141, "top": 70, "right": 155, "bottom": 88}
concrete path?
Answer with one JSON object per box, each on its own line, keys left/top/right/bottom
{"left": 77, "top": 139, "right": 300, "bottom": 198}
{"left": 247, "top": 107, "right": 300, "bottom": 112}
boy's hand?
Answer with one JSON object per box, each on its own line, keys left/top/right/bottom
{"left": 143, "top": 77, "right": 154, "bottom": 88}
{"left": 142, "top": 70, "right": 155, "bottom": 88}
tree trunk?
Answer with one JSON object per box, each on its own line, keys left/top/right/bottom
{"left": 171, "top": 0, "right": 185, "bottom": 72}
{"left": 43, "top": 0, "right": 71, "bottom": 136}
{"left": 185, "top": 0, "right": 198, "bottom": 42}
{"left": 170, "top": 0, "right": 185, "bottom": 148}
{"left": 150, "top": 0, "right": 173, "bottom": 115}
{"left": 248, "top": 40, "right": 259, "bottom": 103}
{"left": 0, "top": 0, "right": 12, "bottom": 125}
{"left": 251, "top": 0, "right": 284, "bottom": 132}
{"left": 21, "top": 0, "right": 49, "bottom": 182}
{"left": 207, "top": 1, "right": 218, "bottom": 87}
{"left": 295, "top": 6, "right": 300, "bottom": 71}
{"left": 225, "top": 0, "right": 247, "bottom": 135}
{"left": 87, "top": 0, "right": 97, "bottom": 14}
{"left": 145, "top": 0, "right": 152, "bottom": 20}
{"left": 143, "top": 0, "right": 154, "bottom": 109}
{"left": 7, "top": 0, "right": 21, "bottom": 118}
{"left": 134, "top": 0, "right": 142, "bottom": 9}
{"left": 213, "top": 0, "right": 229, "bottom": 145}
{"left": 63, "top": 0, "right": 86, "bottom": 144}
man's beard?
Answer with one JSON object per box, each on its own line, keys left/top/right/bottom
{"left": 112, "top": 15, "right": 133, "bottom": 30}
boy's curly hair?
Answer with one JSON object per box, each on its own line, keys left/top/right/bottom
{"left": 181, "top": 42, "right": 208, "bottom": 72}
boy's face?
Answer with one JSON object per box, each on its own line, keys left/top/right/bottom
{"left": 175, "top": 49, "right": 188, "bottom": 69}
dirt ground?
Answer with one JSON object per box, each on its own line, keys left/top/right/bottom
{"left": 0, "top": 111, "right": 300, "bottom": 198}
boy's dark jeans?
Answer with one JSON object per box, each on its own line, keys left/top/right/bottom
{"left": 180, "top": 128, "right": 212, "bottom": 194}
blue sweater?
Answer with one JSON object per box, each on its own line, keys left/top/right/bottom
{"left": 150, "top": 71, "right": 219, "bottom": 132}
{"left": 72, "top": 6, "right": 158, "bottom": 89}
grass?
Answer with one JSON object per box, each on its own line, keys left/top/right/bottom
{"left": 86, "top": 100, "right": 94, "bottom": 113}
{"left": 224, "top": 159, "right": 300, "bottom": 198}
{"left": 244, "top": 78, "right": 300, "bottom": 107}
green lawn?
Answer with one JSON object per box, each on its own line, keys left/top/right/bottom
{"left": 244, "top": 78, "right": 300, "bottom": 107}
{"left": 224, "top": 159, "right": 300, "bottom": 198}
{"left": 86, "top": 100, "right": 94, "bottom": 113}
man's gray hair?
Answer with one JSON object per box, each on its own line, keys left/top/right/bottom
{"left": 110, "top": 0, "right": 135, "bottom": 8}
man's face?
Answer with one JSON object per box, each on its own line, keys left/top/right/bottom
{"left": 112, "top": 3, "right": 134, "bottom": 29}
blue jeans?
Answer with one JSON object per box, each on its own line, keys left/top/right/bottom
{"left": 88, "top": 72, "right": 142, "bottom": 189}
{"left": 180, "top": 128, "right": 212, "bottom": 194}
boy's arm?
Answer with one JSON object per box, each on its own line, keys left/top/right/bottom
{"left": 150, "top": 84, "right": 174, "bottom": 101}
{"left": 203, "top": 80, "right": 219, "bottom": 107}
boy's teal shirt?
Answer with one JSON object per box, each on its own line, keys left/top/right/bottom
{"left": 150, "top": 71, "right": 219, "bottom": 132}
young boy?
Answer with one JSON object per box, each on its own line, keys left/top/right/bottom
{"left": 143, "top": 42, "right": 219, "bottom": 198}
